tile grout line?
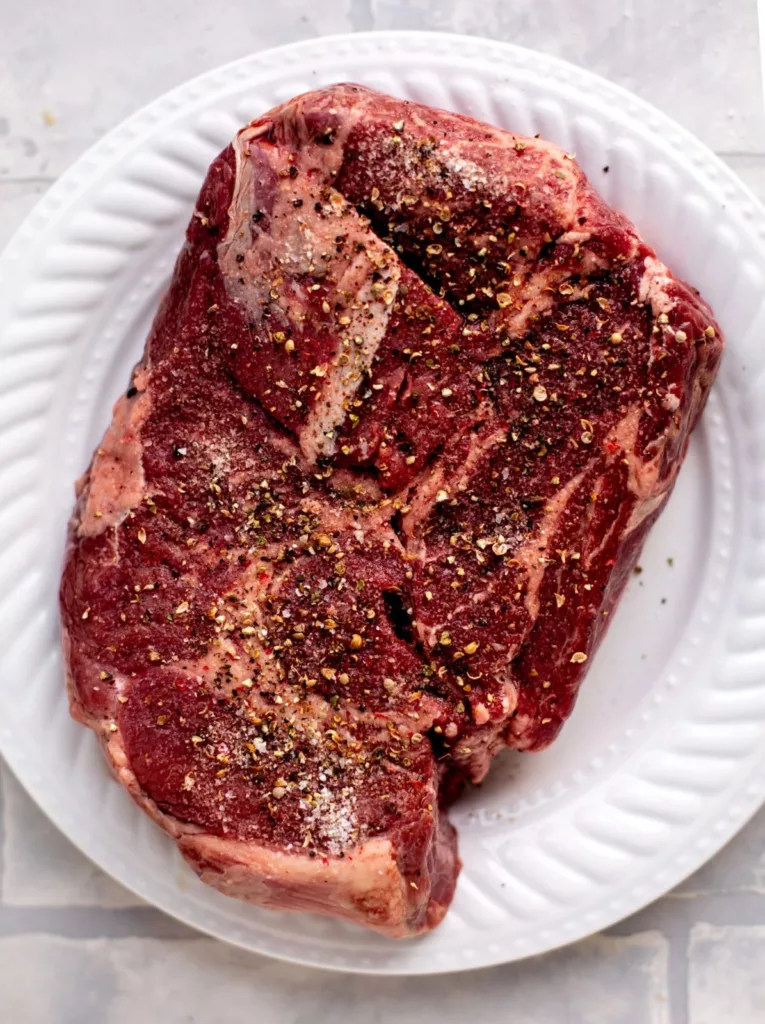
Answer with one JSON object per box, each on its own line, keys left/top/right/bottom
{"left": 667, "top": 923, "right": 691, "bottom": 1024}
{"left": 0, "top": 905, "right": 197, "bottom": 941}
{"left": 0, "top": 762, "right": 5, "bottom": 906}
{"left": 0, "top": 176, "right": 57, "bottom": 186}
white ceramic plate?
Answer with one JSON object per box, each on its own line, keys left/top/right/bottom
{"left": 1, "top": 31, "right": 764, "bottom": 975}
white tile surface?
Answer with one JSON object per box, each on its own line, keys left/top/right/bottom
{"left": 674, "top": 804, "right": 765, "bottom": 897}
{"left": 2, "top": 0, "right": 762, "bottom": 183}
{"left": 372, "top": 0, "right": 765, "bottom": 152}
{"left": 0, "top": 766, "right": 140, "bottom": 908}
{"left": 0, "top": 932, "right": 669, "bottom": 1024}
{"left": 0, "top": 0, "right": 357, "bottom": 180}
{"left": 0, "top": 1, "right": 763, "bottom": 1021}
{"left": 688, "top": 924, "right": 765, "bottom": 1024}
{"left": 0, "top": 181, "right": 50, "bottom": 244}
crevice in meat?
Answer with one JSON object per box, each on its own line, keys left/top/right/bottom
{"left": 355, "top": 200, "right": 463, "bottom": 317}
{"left": 382, "top": 588, "right": 414, "bottom": 646}
{"left": 389, "top": 507, "right": 405, "bottom": 544}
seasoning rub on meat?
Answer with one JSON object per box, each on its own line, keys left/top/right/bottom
{"left": 61, "top": 85, "right": 722, "bottom": 936}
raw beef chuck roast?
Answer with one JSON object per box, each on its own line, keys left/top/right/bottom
{"left": 60, "top": 85, "right": 723, "bottom": 936}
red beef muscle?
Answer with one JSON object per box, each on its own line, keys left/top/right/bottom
{"left": 60, "top": 85, "right": 722, "bottom": 936}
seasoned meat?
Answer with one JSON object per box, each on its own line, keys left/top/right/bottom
{"left": 60, "top": 85, "right": 723, "bottom": 936}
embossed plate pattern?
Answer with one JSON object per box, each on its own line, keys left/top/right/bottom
{"left": 0, "top": 32, "right": 763, "bottom": 974}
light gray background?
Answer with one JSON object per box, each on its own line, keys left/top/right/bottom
{"left": 1, "top": 2, "right": 764, "bottom": 1021}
